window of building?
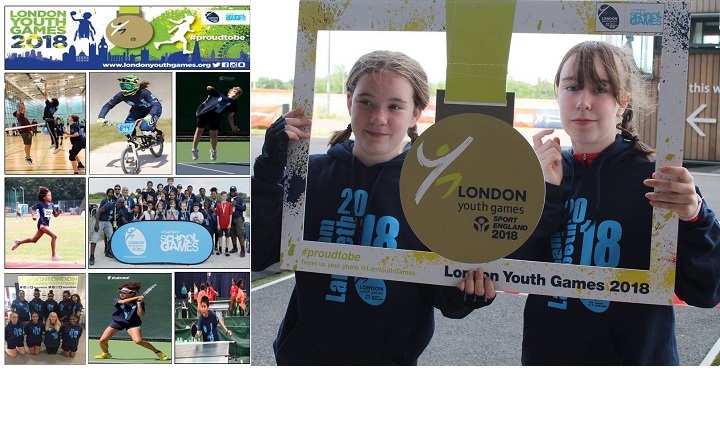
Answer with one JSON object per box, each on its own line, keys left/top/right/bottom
{"left": 690, "top": 13, "right": 720, "bottom": 50}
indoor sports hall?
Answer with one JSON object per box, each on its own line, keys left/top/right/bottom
{"left": 4, "top": 73, "right": 86, "bottom": 174}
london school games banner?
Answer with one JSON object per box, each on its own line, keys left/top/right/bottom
{"left": 5, "top": 6, "right": 250, "bottom": 70}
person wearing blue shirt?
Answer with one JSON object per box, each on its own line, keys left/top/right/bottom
{"left": 195, "top": 296, "right": 232, "bottom": 342}
{"left": 57, "top": 290, "right": 73, "bottom": 324}
{"left": 5, "top": 313, "right": 26, "bottom": 357}
{"left": 97, "top": 75, "right": 164, "bottom": 143}
{"left": 28, "top": 288, "right": 45, "bottom": 324}
{"left": 11, "top": 186, "right": 62, "bottom": 261}
{"left": 64, "top": 114, "right": 86, "bottom": 174}
{"left": 61, "top": 314, "right": 84, "bottom": 358}
{"left": 190, "top": 85, "right": 242, "bottom": 161}
{"left": 11, "top": 290, "right": 30, "bottom": 324}
{"left": 43, "top": 80, "right": 61, "bottom": 153}
{"left": 24, "top": 313, "right": 44, "bottom": 355}
{"left": 43, "top": 291, "right": 58, "bottom": 320}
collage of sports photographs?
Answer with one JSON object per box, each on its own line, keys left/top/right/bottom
{"left": 3, "top": 1, "right": 720, "bottom": 420}
{"left": 3, "top": 5, "right": 251, "bottom": 367}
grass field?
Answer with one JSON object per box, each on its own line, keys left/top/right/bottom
{"left": 5, "top": 215, "right": 85, "bottom": 266}
{"left": 176, "top": 139, "right": 250, "bottom": 164}
{"left": 88, "top": 339, "right": 172, "bottom": 364}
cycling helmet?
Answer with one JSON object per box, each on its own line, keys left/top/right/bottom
{"left": 118, "top": 75, "right": 140, "bottom": 96}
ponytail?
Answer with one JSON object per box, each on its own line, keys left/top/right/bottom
{"left": 328, "top": 124, "right": 353, "bottom": 146}
{"left": 408, "top": 125, "right": 420, "bottom": 144}
{"left": 618, "top": 107, "right": 655, "bottom": 161}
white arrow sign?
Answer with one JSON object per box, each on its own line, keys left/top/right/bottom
{"left": 686, "top": 104, "right": 717, "bottom": 137}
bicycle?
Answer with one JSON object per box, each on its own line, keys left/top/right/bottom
{"left": 103, "top": 119, "right": 163, "bottom": 174}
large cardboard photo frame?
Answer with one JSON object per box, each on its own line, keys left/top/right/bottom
{"left": 280, "top": 0, "right": 689, "bottom": 305}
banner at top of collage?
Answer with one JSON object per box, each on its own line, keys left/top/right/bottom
{"left": 5, "top": 6, "right": 250, "bottom": 71}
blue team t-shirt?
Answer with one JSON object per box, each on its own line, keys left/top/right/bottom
{"left": 196, "top": 88, "right": 238, "bottom": 117}
{"left": 69, "top": 122, "right": 86, "bottom": 142}
{"left": 61, "top": 323, "right": 83, "bottom": 348}
{"left": 112, "top": 297, "right": 143, "bottom": 327}
{"left": 33, "top": 201, "right": 56, "bottom": 227}
{"left": 11, "top": 299, "right": 30, "bottom": 322}
{"left": 198, "top": 309, "right": 221, "bottom": 342}
{"left": 44, "top": 326, "right": 60, "bottom": 348}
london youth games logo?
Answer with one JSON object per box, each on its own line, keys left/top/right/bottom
{"left": 598, "top": 4, "right": 620, "bottom": 30}
{"left": 204, "top": 11, "right": 220, "bottom": 23}
{"left": 125, "top": 227, "right": 147, "bottom": 255}
{"left": 5, "top": 7, "right": 250, "bottom": 70}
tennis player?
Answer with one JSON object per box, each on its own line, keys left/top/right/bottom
{"left": 94, "top": 282, "right": 168, "bottom": 360}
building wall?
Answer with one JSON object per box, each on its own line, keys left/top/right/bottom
{"left": 643, "top": 3, "right": 719, "bottom": 161}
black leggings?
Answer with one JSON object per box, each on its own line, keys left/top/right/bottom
{"left": 45, "top": 118, "right": 59, "bottom": 148}
{"left": 46, "top": 347, "right": 59, "bottom": 355}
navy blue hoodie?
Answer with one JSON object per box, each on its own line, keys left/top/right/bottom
{"left": 252, "top": 118, "right": 492, "bottom": 365}
{"left": 511, "top": 136, "right": 720, "bottom": 365}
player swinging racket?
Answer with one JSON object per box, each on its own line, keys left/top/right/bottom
{"left": 94, "top": 282, "right": 168, "bottom": 360}
{"left": 190, "top": 85, "right": 242, "bottom": 161}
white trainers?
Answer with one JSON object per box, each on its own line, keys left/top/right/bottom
{"left": 191, "top": 149, "right": 199, "bottom": 161}
{"left": 210, "top": 149, "right": 217, "bottom": 161}
{"left": 52, "top": 148, "right": 60, "bottom": 154}
{"left": 51, "top": 255, "right": 63, "bottom": 261}
{"left": 25, "top": 157, "right": 34, "bottom": 165}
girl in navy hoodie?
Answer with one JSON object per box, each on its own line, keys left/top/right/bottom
{"left": 61, "top": 314, "right": 83, "bottom": 358}
{"left": 44, "top": 312, "right": 61, "bottom": 355}
{"left": 5, "top": 312, "right": 25, "bottom": 357}
{"left": 252, "top": 50, "right": 496, "bottom": 365}
{"left": 24, "top": 312, "right": 44, "bottom": 355}
{"left": 517, "top": 40, "right": 720, "bottom": 365}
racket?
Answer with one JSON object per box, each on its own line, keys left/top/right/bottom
{"left": 136, "top": 284, "right": 157, "bottom": 308}
{"left": 142, "top": 283, "right": 158, "bottom": 296}
{"left": 190, "top": 323, "right": 198, "bottom": 341}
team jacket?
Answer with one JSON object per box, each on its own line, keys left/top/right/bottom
{"left": 252, "top": 118, "right": 493, "bottom": 365}
{"left": 510, "top": 135, "right": 720, "bottom": 365}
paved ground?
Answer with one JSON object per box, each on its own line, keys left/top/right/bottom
{"left": 250, "top": 272, "right": 720, "bottom": 366}
{"left": 89, "top": 141, "right": 172, "bottom": 175}
{"left": 251, "top": 167, "right": 720, "bottom": 365}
